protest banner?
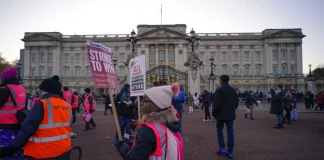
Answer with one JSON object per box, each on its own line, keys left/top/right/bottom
{"left": 86, "top": 40, "right": 122, "bottom": 140}
{"left": 129, "top": 55, "right": 146, "bottom": 123}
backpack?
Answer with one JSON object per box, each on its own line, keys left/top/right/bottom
{"left": 166, "top": 128, "right": 184, "bottom": 160}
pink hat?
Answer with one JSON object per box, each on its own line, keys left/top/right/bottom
{"left": 0, "top": 67, "right": 17, "bottom": 80}
{"left": 144, "top": 83, "right": 180, "bottom": 109}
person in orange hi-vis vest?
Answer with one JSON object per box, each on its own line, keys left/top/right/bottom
{"left": 0, "top": 76, "right": 73, "bottom": 159}
{"left": 31, "top": 93, "right": 40, "bottom": 109}
{"left": 116, "top": 83, "right": 184, "bottom": 160}
{"left": 0, "top": 67, "right": 26, "bottom": 159}
{"left": 71, "top": 89, "right": 79, "bottom": 125}
{"left": 83, "top": 88, "right": 96, "bottom": 131}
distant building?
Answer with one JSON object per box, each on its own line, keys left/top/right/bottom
{"left": 21, "top": 24, "right": 306, "bottom": 94}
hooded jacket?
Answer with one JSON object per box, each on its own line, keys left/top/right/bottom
{"left": 118, "top": 107, "right": 179, "bottom": 160}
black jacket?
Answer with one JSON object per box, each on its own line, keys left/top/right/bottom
{"left": 270, "top": 91, "right": 284, "bottom": 114}
{"left": 212, "top": 83, "right": 239, "bottom": 121}
{"left": 118, "top": 122, "right": 179, "bottom": 160}
{"left": 245, "top": 95, "right": 257, "bottom": 106}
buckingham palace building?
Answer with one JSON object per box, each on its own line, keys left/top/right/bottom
{"left": 20, "top": 24, "right": 306, "bottom": 95}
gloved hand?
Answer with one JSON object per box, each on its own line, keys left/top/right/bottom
{"left": 0, "top": 146, "right": 19, "bottom": 158}
{"left": 116, "top": 140, "right": 131, "bottom": 159}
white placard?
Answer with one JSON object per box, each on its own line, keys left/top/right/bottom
{"left": 129, "top": 55, "right": 146, "bottom": 96}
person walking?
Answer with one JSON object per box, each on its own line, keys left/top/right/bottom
{"left": 212, "top": 75, "right": 239, "bottom": 159}
{"left": 171, "top": 86, "right": 186, "bottom": 134}
{"left": 202, "top": 90, "right": 211, "bottom": 121}
{"left": 103, "top": 92, "right": 112, "bottom": 115}
{"left": 83, "top": 88, "right": 96, "bottom": 131}
{"left": 270, "top": 85, "right": 285, "bottom": 129}
{"left": 0, "top": 76, "right": 72, "bottom": 159}
{"left": 283, "top": 90, "right": 293, "bottom": 124}
{"left": 188, "top": 92, "right": 194, "bottom": 114}
{"left": 116, "top": 83, "right": 183, "bottom": 160}
{"left": 0, "top": 68, "right": 26, "bottom": 160}
{"left": 193, "top": 92, "right": 199, "bottom": 111}
{"left": 244, "top": 91, "right": 257, "bottom": 120}
{"left": 31, "top": 93, "right": 40, "bottom": 108}
{"left": 71, "top": 89, "right": 79, "bottom": 125}
{"left": 290, "top": 90, "right": 298, "bottom": 121}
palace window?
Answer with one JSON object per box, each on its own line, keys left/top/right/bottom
{"left": 49, "top": 53, "right": 53, "bottom": 63}
{"left": 222, "top": 65, "right": 227, "bottom": 74}
{"left": 221, "top": 52, "right": 227, "bottom": 61}
{"left": 273, "top": 66, "right": 277, "bottom": 74}
{"left": 291, "top": 65, "right": 294, "bottom": 74}
{"left": 75, "top": 54, "right": 81, "bottom": 62}
{"left": 64, "top": 67, "right": 70, "bottom": 77}
{"left": 244, "top": 51, "right": 249, "bottom": 61}
{"left": 169, "top": 52, "right": 175, "bottom": 61}
{"left": 48, "top": 69, "right": 53, "bottom": 77}
{"left": 31, "top": 54, "right": 36, "bottom": 63}
{"left": 65, "top": 54, "right": 69, "bottom": 62}
{"left": 255, "top": 52, "right": 261, "bottom": 61}
{"left": 233, "top": 52, "right": 238, "bottom": 61}
{"left": 39, "top": 67, "right": 45, "bottom": 77}
{"left": 282, "top": 66, "right": 286, "bottom": 74}
{"left": 31, "top": 68, "right": 35, "bottom": 77}
{"left": 86, "top": 67, "right": 91, "bottom": 77}
{"left": 40, "top": 54, "right": 45, "bottom": 63}
{"left": 290, "top": 51, "right": 295, "bottom": 59}
{"left": 210, "top": 52, "right": 216, "bottom": 59}
{"left": 159, "top": 51, "right": 165, "bottom": 62}
{"left": 281, "top": 50, "right": 286, "bottom": 59}
{"left": 149, "top": 52, "right": 155, "bottom": 62}
{"left": 244, "top": 66, "right": 250, "bottom": 75}
{"left": 272, "top": 50, "right": 278, "bottom": 59}
{"left": 233, "top": 66, "right": 238, "bottom": 76}
{"left": 256, "top": 66, "right": 261, "bottom": 75}
{"left": 75, "top": 67, "right": 81, "bottom": 77}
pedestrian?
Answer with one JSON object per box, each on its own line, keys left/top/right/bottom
{"left": 114, "top": 84, "right": 133, "bottom": 147}
{"left": 103, "top": 92, "right": 112, "bottom": 115}
{"left": 212, "top": 75, "right": 239, "bottom": 159}
{"left": 188, "top": 92, "right": 194, "bottom": 114}
{"left": 171, "top": 86, "right": 186, "bottom": 134}
{"left": 83, "top": 88, "right": 97, "bottom": 131}
{"left": 202, "top": 90, "right": 211, "bottom": 121}
{"left": 314, "top": 92, "right": 323, "bottom": 111}
{"left": 266, "top": 92, "right": 272, "bottom": 103}
{"left": 244, "top": 91, "right": 257, "bottom": 120}
{"left": 0, "top": 76, "right": 72, "bottom": 159}
{"left": 0, "top": 68, "right": 26, "bottom": 160}
{"left": 270, "top": 85, "right": 285, "bottom": 129}
{"left": 31, "top": 92, "right": 40, "bottom": 108}
{"left": 116, "top": 83, "right": 183, "bottom": 160}
{"left": 63, "top": 86, "right": 72, "bottom": 106}
{"left": 283, "top": 89, "right": 293, "bottom": 124}
{"left": 71, "top": 89, "right": 79, "bottom": 125}
{"left": 193, "top": 92, "right": 199, "bottom": 111}
{"left": 290, "top": 90, "right": 298, "bottom": 121}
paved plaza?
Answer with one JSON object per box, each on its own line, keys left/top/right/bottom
{"left": 72, "top": 103, "right": 324, "bottom": 160}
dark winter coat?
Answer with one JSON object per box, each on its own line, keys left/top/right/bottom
{"left": 212, "top": 83, "right": 239, "bottom": 121}
{"left": 283, "top": 94, "right": 292, "bottom": 109}
{"left": 117, "top": 107, "right": 180, "bottom": 160}
{"left": 270, "top": 91, "right": 284, "bottom": 114}
{"left": 245, "top": 95, "right": 257, "bottom": 106}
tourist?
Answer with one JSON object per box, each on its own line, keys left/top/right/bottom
{"left": 314, "top": 92, "right": 323, "bottom": 111}
{"left": 270, "top": 85, "right": 285, "bottom": 129}
{"left": 193, "top": 92, "right": 199, "bottom": 111}
{"left": 171, "top": 86, "right": 186, "bottom": 134}
{"left": 266, "top": 92, "right": 272, "bottom": 103}
{"left": 283, "top": 89, "right": 293, "bottom": 124}
{"left": 212, "top": 75, "right": 239, "bottom": 159}
{"left": 116, "top": 83, "right": 183, "bottom": 160}
{"left": 83, "top": 88, "right": 97, "bottom": 131}
{"left": 202, "top": 90, "right": 211, "bottom": 121}
{"left": 188, "top": 92, "right": 194, "bottom": 114}
{"left": 244, "top": 91, "right": 257, "bottom": 120}
{"left": 290, "top": 90, "right": 298, "bottom": 121}
{"left": 71, "top": 89, "right": 79, "bottom": 125}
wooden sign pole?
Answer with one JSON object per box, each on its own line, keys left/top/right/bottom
{"left": 137, "top": 96, "right": 141, "bottom": 123}
{"left": 108, "top": 89, "right": 122, "bottom": 140}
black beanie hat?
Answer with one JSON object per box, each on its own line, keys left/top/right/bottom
{"left": 84, "top": 88, "right": 90, "bottom": 93}
{"left": 38, "top": 78, "right": 62, "bottom": 94}
{"left": 52, "top": 75, "right": 59, "bottom": 81}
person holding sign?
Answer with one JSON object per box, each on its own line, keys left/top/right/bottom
{"left": 116, "top": 83, "right": 183, "bottom": 160}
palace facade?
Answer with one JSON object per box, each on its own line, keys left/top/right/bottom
{"left": 20, "top": 24, "right": 306, "bottom": 95}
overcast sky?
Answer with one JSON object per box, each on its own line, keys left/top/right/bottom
{"left": 0, "top": 0, "right": 323, "bottom": 73}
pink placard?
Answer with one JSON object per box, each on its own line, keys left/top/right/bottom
{"left": 86, "top": 40, "right": 119, "bottom": 89}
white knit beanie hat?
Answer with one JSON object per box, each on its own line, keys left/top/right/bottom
{"left": 144, "top": 83, "right": 180, "bottom": 109}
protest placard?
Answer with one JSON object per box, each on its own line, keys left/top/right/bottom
{"left": 129, "top": 55, "right": 146, "bottom": 96}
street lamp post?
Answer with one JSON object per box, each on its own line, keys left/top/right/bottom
{"left": 209, "top": 56, "right": 216, "bottom": 92}
{"left": 16, "top": 60, "right": 23, "bottom": 84}
{"left": 126, "top": 29, "right": 141, "bottom": 55}
{"left": 185, "top": 28, "right": 201, "bottom": 52}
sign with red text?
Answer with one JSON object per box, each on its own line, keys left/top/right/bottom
{"left": 129, "top": 55, "right": 146, "bottom": 96}
{"left": 86, "top": 40, "right": 118, "bottom": 89}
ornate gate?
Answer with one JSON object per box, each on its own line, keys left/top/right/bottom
{"left": 146, "top": 65, "right": 188, "bottom": 91}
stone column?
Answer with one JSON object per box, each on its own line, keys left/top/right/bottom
{"left": 165, "top": 44, "right": 169, "bottom": 65}
{"left": 265, "top": 44, "right": 273, "bottom": 75}
{"left": 296, "top": 43, "right": 303, "bottom": 75}
{"left": 175, "top": 44, "right": 179, "bottom": 69}
{"left": 24, "top": 47, "right": 30, "bottom": 78}
{"left": 145, "top": 44, "right": 149, "bottom": 69}
{"left": 35, "top": 47, "right": 39, "bottom": 76}
{"left": 155, "top": 44, "right": 159, "bottom": 66}
{"left": 186, "top": 51, "right": 201, "bottom": 94}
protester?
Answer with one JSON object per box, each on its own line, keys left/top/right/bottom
{"left": 270, "top": 85, "right": 285, "bottom": 129}
{"left": 0, "top": 76, "right": 72, "bottom": 159}
{"left": 212, "top": 75, "right": 239, "bottom": 159}
{"left": 244, "top": 91, "right": 257, "bottom": 120}
{"left": 71, "top": 89, "right": 79, "bottom": 125}
{"left": 83, "top": 88, "right": 96, "bottom": 131}
{"left": 171, "top": 86, "right": 186, "bottom": 134}
{"left": 0, "top": 68, "right": 26, "bottom": 160}
{"left": 116, "top": 83, "right": 183, "bottom": 160}
{"left": 31, "top": 92, "right": 40, "bottom": 108}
